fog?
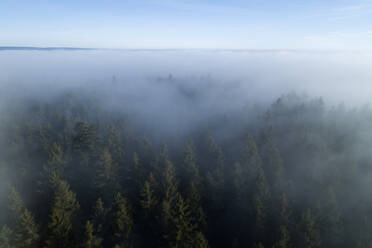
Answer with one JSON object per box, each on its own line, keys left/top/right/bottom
{"left": 2, "top": 50, "right": 372, "bottom": 247}
{"left": 1, "top": 50, "right": 372, "bottom": 102}
{"left": 1, "top": 49, "right": 372, "bottom": 136}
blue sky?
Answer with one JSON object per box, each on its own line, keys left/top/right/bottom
{"left": 2, "top": 0, "right": 372, "bottom": 49}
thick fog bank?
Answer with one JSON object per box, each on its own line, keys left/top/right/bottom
{"left": 1, "top": 50, "right": 372, "bottom": 103}
{"left": 1, "top": 50, "right": 372, "bottom": 136}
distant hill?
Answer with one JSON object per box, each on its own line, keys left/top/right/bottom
{"left": 0, "top": 46, "right": 95, "bottom": 51}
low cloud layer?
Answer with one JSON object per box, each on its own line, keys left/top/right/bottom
{"left": 1, "top": 50, "right": 372, "bottom": 100}
{"left": 1, "top": 49, "right": 372, "bottom": 136}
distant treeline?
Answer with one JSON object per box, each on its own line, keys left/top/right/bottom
{"left": 1, "top": 88, "right": 372, "bottom": 248}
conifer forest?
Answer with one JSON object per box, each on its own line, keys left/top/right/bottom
{"left": 4, "top": 0, "right": 372, "bottom": 246}
{"left": 1, "top": 75, "right": 372, "bottom": 248}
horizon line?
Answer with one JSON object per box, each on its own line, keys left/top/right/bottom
{"left": 0, "top": 46, "right": 371, "bottom": 53}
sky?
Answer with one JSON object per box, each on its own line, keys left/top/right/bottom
{"left": 2, "top": 0, "right": 372, "bottom": 49}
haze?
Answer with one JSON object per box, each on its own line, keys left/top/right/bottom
{"left": 1, "top": 49, "right": 372, "bottom": 104}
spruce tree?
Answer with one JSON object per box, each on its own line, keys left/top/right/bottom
{"left": 299, "top": 209, "right": 321, "bottom": 248}
{"left": 0, "top": 226, "right": 13, "bottom": 248}
{"left": 73, "top": 121, "right": 96, "bottom": 153}
{"left": 106, "top": 124, "right": 125, "bottom": 165}
{"left": 95, "top": 148, "right": 117, "bottom": 189}
{"left": 318, "top": 187, "right": 343, "bottom": 247}
{"left": 240, "top": 135, "right": 262, "bottom": 196}
{"left": 43, "top": 142, "right": 66, "bottom": 179}
{"left": 8, "top": 188, "right": 39, "bottom": 248}
{"left": 161, "top": 160, "right": 179, "bottom": 237}
{"left": 260, "top": 130, "right": 284, "bottom": 192}
{"left": 139, "top": 172, "right": 161, "bottom": 247}
{"left": 275, "top": 194, "right": 292, "bottom": 248}
{"left": 187, "top": 182, "right": 206, "bottom": 230}
{"left": 127, "top": 152, "right": 145, "bottom": 200}
{"left": 277, "top": 225, "right": 290, "bottom": 248}
{"left": 81, "top": 221, "right": 102, "bottom": 248}
{"left": 181, "top": 143, "right": 201, "bottom": 187}
{"left": 254, "top": 168, "right": 270, "bottom": 240}
{"left": 140, "top": 173, "right": 159, "bottom": 215}
{"left": 168, "top": 194, "right": 195, "bottom": 247}
{"left": 206, "top": 136, "right": 224, "bottom": 172}
{"left": 93, "top": 198, "right": 107, "bottom": 236}
{"left": 113, "top": 193, "right": 134, "bottom": 248}
{"left": 165, "top": 194, "right": 208, "bottom": 248}
{"left": 45, "top": 180, "right": 80, "bottom": 248}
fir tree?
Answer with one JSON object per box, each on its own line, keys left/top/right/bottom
{"left": 187, "top": 182, "right": 206, "bottom": 230}
{"left": 93, "top": 198, "right": 107, "bottom": 235}
{"left": 240, "top": 135, "right": 262, "bottom": 197}
{"left": 254, "top": 168, "right": 270, "bottom": 238}
{"left": 181, "top": 143, "right": 201, "bottom": 187}
{"left": 161, "top": 160, "right": 179, "bottom": 236}
{"left": 277, "top": 225, "right": 290, "bottom": 248}
{"left": 126, "top": 152, "right": 145, "bottom": 200}
{"left": 43, "top": 142, "right": 66, "bottom": 178}
{"left": 8, "top": 188, "right": 39, "bottom": 248}
{"left": 164, "top": 194, "right": 208, "bottom": 248}
{"left": 206, "top": 136, "right": 224, "bottom": 171}
{"left": 95, "top": 148, "right": 117, "bottom": 188}
{"left": 106, "top": 124, "right": 125, "bottom": 165}
{"left": 95, "top": 148, "right": 118, "bottom": 202}
{"left": 81, "top": 221, "right": 102, "bottom": 248}
{"left": 73, "top": 121, "right": 96, "bottom": 153}
{"left": 113, "top": 193, "right": 134, "bottom": 248}
{"left": 318, "top": 187, "right": 343, "bottom": 247}
{"left": 299, "top": 209, "right": 321, "bottom": 248}
{"left": 45, "top": 180, "right": 80, "bottom": 248}
{"left": 274, "top": 194, "right": 292, "bottom": 248}
{"left": 162, "top": 160, "right": 178, "bottom": 208}
{"left": 0, "top": 226, "right": 13, "bottom": 248}
{"left": 140, "top": 173, "right": 159, "bottom": 215}
{"left": 260, "top": 130, "right": 284, "bottom": 192}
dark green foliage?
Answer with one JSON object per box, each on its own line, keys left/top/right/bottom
{"left": 73, "top": 121, "right": 96, "bottom": 154}
{"left": 81, "top": 221, "right": 102, "bottom": 248}
{"left": 113, "top": 193, "right": 133, "bottom": 248}
{"left": 0, "top": 226, "right": 13, "bottom": 248}
{"left": 92, "top": 198, "right": 107, "bottom": 235}
{"left": 43, "top": 143, "right": 66, "bottom": 179}
{"left": 2, "top": 91, "right": 372, "bottom": 248}
{"left": 8, "top": 188, "right": 39, "bottom": 248}
{"left": 180, "top": 143, "right": 201, "bottom": 192}
{"left": 140, "top": 173, "right": 159, "bottom": 215}
{"left": 276, "top": 225, "right": 290, "bottom": 248}
{"left": 95, "top": 148, "right": 119, "bottom": 200}
{"left": 299, "top": 209, "right": 321, "bottom": 248}
{"left": 45, "top": 180, "right": 80, "bottom": 248}
{"left": 254, "top": 168, "right": 270, "bottom": 233}
{"left": 169, "top": 194, "right": 207, "bottom": 248}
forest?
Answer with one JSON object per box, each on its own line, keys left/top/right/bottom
{"left": 1, "top": 77, "right": 372, "bottom": 248}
